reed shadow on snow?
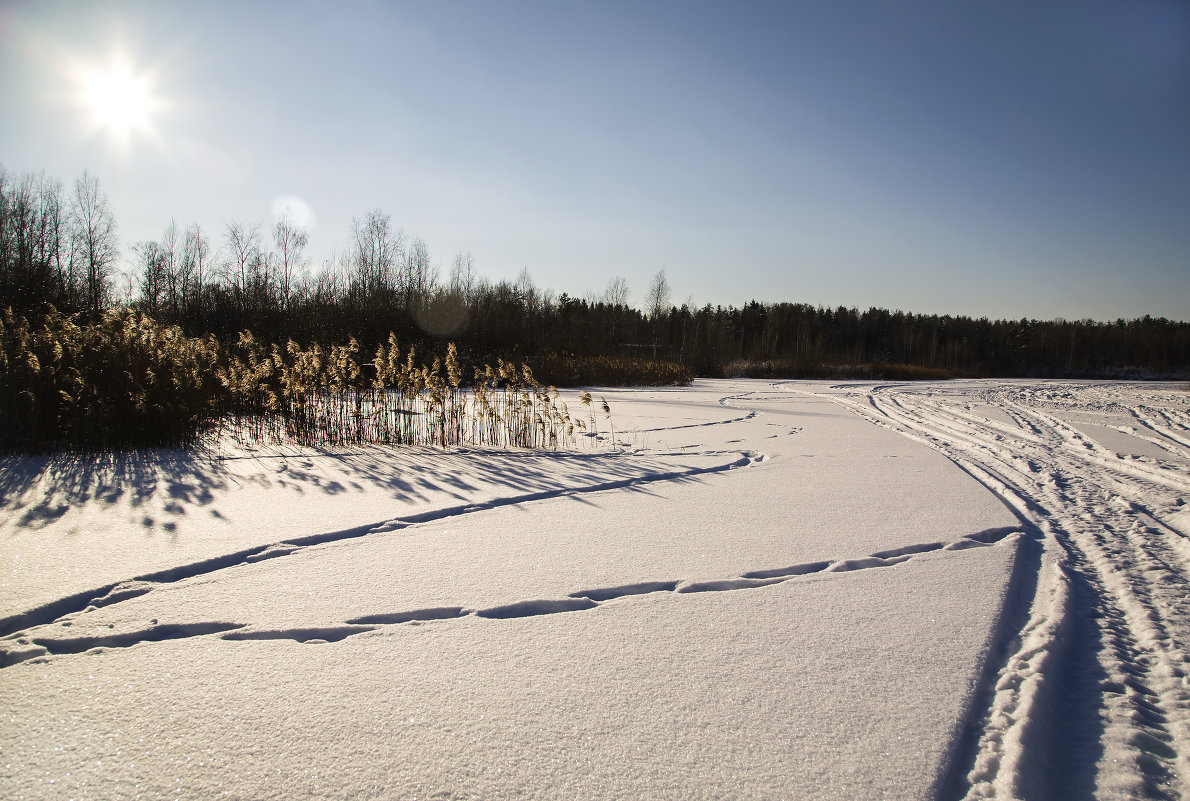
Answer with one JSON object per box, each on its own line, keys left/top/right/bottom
{"left": 1, "top": 446, "right": 690, "bottom": 534}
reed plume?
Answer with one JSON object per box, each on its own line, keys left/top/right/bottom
{"left": 0, "top": 307, "right": 611, "bottom": 453}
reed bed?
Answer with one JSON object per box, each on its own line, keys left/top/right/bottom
{"left": 221, "top": 334, "right": 596, "bottom": 450}
{"left": 0, "top": 307, "right": 221, "bottom": 450}
{"left": 1, "top": 307, "right": 607, "bottom": 453}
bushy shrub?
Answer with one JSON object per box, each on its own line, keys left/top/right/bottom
{"left": 530, "top": 353, "right": 691, "bottom": 387}
{"left": 867, "top": 362, "right": 953, "bottom": 381}
{"left": 720, "top": 358, "right": 952, "bottom": 381}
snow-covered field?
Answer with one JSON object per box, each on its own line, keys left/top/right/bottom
{"left": 1, "top": 379, "right": 1188, "bottom": 800}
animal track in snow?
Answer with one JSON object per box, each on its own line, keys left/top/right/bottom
{"left": 0, "top": 622, "right": 245, "bottom": 667}
{"left": 636, "top": 412, "right": 757, "bottom": 434}
{"left": 675, "top": 577, "right": 786, "bottom": 593}
{"left": 223, "top": 626, "right": 375, "bottom": 644}
{"left": 870, "top": 542, "right": 945, "bottom": 559}
{"left": 827, "top": 556, "right": 911, "bottom": 572}
{"left": 346, "top": 606, "right": 469, "bottom": 625}
{"left": 0, "top": 527, "right": 1021, "bottom": 669}
{"left": 0, "top": 449, "right": 759, "bottom": 641}
{"left": 475, "top": 598, "right": 598, "bottom": 619}
{"left": 741, "top": 561, "right": 831, "bottom": 580}
{"left": 569, "top": 581, "right": 680, "bottom": 601}
{"left": 88, "top": 580, "right": 159, "bottom": 609}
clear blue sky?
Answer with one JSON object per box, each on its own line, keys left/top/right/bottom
{"left": 2, "top": 0, "right": 1188, "bottom": 321}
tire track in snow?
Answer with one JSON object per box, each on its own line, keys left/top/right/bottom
{"left": 796, "top": 381, "right": 1190, "bottom": 801}
{"left": 0, "top": 528, "right": 1020, "bottom": 669}
{"left": 1125, "top": 406, "right": 1190, "bottom": 461}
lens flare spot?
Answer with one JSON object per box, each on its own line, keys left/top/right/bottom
{"left": 271, "top": 195, "right": 316, "bottom": 230}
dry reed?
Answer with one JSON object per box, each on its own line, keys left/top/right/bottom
{"left": 0, "top": 307, "right": 608, "bottom": 453}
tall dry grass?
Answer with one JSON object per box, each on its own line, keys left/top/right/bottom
{"left": 0, "top": 307, "right": 605, "bottom": 452}
{"left": 1, "top": 307, "right": 221, "bottom": 450}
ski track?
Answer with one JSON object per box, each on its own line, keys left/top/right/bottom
{"left": 794, "top": 381, "right": 1190, "bottom": 801}
{"left": 0, "top": 525, "right": 1020, "bottom": 669}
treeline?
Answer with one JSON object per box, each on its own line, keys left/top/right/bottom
{"left": 653, "top": 302, "right": 1190, "bottom": 379}
{"left": 3, "top": 164, "right": 1187, "bottom": 381}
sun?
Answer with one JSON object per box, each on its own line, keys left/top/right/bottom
{"left": 76, "top": 58, "right": 156, "bottom": 140}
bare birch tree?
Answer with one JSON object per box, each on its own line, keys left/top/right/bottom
{"left": 449, "top": 251, "right": 476, "bottom": 304}
{"left": 351, "top": 209, "right": 403, "bottom": 304}
{"left": 646, "top": 268, "right": 671, "bottom": 359}
{"left": 134, "top": 239, "right": 166, "bottom": 318}
{"left": 404, "top": 236, "right": 436, "bottom": 308}
{"left": 69, "top": 171, "right": 118, "bottom": 314}
{"left": 180, "top": 223, "right": 211, "bottom": 319}
{"left": 273, "top": 212, "right": 308, "bottom": 313}
{"left": 223, "top": 220, "right": 264, "bottom": 312}
{"left": 160, "top": 219, "right": 180, "bottom": 318}
{"left": 603, "top": 275, "right": 630, "bottom": 308}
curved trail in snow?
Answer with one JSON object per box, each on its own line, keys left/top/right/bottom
{"left": 0, "top": 446, "right": 761, "bottom": 641}
{"left": 792, "top": 381, "right": 1190, "bottom": 801}
{"left": 1, "top": 388, "right": 770, "bottom": 648}
{"left": 1, "top": 524, "right": 1021, "bottom": 669}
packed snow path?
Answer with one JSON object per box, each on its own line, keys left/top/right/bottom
{"left": 1, "top": 379, "right": 1186, "bottom": 799}
{"left": 801, "top": 380, "right": 1190, "bottom": 800}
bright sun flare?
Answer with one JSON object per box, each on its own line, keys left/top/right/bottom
{"left": 79, "top": 61, "right": 153, "bottom": 138}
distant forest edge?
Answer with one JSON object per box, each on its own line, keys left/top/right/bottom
{"left": 3, "top": 165, "right": 1188, "bottom": 384}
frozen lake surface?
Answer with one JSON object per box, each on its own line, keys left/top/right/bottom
{"left": 2, "top": 379, "right": 1188, "bottom": 799}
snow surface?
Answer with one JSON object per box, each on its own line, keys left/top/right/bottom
{"left": 1, "top": 379, "right": 1187, "bottom": 799}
